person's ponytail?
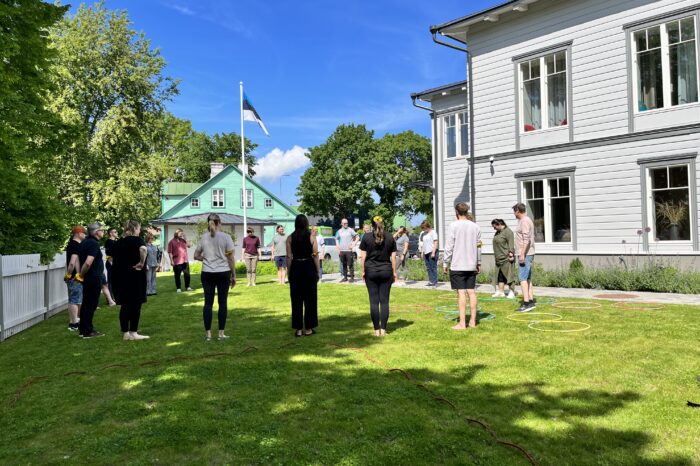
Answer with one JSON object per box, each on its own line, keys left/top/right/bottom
{"left": 373, "top": 216, "right": 385, "bottom": 246}
{"left": 207, "top": 213, "right": 221, "bottom": 237}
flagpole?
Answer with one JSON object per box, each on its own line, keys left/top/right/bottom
{"left": 240, "top": 81, "right": 247, "bottom": 240}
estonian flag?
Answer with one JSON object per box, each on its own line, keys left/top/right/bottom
{"left": 243, "top": 92, "right": 269, "bottom": 136}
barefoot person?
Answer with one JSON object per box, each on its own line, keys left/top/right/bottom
{"left": 513, "top": 203, "right": 536, "bottom": 312}
{"left": 194, "top": 214, "right": 236, "bottom": 342}
{"left": 272, "top": 225, "right": 288, "bottom": 285}
{"left": 77, "top": 223, "right": 106, "bottom": 338}
{"left": 112, "top": 220, "right": 149, "bottom": 340}
{"left": 491, "top": 219, "right": 516, "bottom": 299}
{"left": 64, "top": 226, "right": 86, "bottom": 332}
{"left": 360, "top": 216, "right": 397, "bottom": 337}
{"left": 287, "top": 214, "right": 319, "bottom": 337}
{"left": 443, "top": 203, "right": 482, "bottom": 330}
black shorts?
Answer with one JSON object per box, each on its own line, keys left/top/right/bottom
{"left": 450, "top": 270, "right": 477, "bottom": 290}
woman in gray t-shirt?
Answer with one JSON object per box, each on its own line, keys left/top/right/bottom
{"left": 393, "top": 226, "right": 410, "bottom": 285}
{"left": 194, "top": 214, "right": 237, "bottom": 342}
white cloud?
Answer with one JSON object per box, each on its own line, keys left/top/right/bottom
{"left": 172, "top": 4, "right": 195, "bottom": 16}
{"left": 254, "top": 146, "right": 310, "bottom": 181}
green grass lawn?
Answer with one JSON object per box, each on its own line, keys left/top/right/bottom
{"left": 1, "top": 273, "right": 698, "bottom": 465}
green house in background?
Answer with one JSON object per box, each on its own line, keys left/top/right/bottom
{"left": 153, "top": 163, "right": 298, "bottom": 268}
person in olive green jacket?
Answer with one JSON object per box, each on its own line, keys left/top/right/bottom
{"left": 491, "top": 219, "right": 517, "bottom": 299}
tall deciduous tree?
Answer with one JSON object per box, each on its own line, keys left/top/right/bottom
{"left": 0, "top": 0, "right": 70, "bottom": 260}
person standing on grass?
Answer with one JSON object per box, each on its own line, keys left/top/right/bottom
{"left": 336, "top": 218, "right": 358, "bottom": 283}
{"left": 112, "top": 220, "right": 149, "bottom": 341}
{"left": 513, "top": 203, "right": 536, "bottom": 312}
{"left": 100, "top": 265, "right": 117, "bottom": 307}
{"left": 443, "top": 203, "right": 482, "bottom": 330}
{"left": 77, "top": 223, "right": 106, "bottom": 338}
{"left": 271, "top": 225, "right": 288, "bottom": 285}
{"left": 145, "top": 233, "right": 160, "bottom": 296}
{"left": 420, "top": 221, "right": 439, "bottom": 286}
{"left": 491, "top": 219, "right": 517, "bottom": 299}
{"left": 242, "top": 227, "right": 261, "bottom": 287}
{"left": 168, "top": 229, "right": 192, "bottom": 293}
{"left": 360, "top": 216, "right": 397, "bottom": 337}
{"left": 194, "top": 213, "right": 236, "bottom": 342}
{"left": 64, "top": 225, "right": 86, "bottom": 332}
{"left": 393, "top": 226, "right": 410, "bottom": 286}
{"left": 104, "top": 227, "right": 118, "bottom": 296}
{"left": 312, "top": 226, "right": 325, "bottom": 280}
{"left": 287, "top": 214, "right": 319, "bottom": 337}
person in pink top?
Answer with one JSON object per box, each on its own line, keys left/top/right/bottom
{"left": 241, "top": 227, "right": 261, "bottom": 286}
{"left": 167, "top": 228, "right": 192, "bottom": 293}
{"left": 513, "top": 203, "right": 536, "bottom": 312}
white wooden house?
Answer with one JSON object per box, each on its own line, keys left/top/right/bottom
{"left": 412, "top": 0, "right": 700, "bottom": 269}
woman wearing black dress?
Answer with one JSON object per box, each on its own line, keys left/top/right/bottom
{"left": 360, "top": 216, "right": 397, "bottom": 337}
{"left": 112, "top": 220, "right": 149, "bottom": 340}
{"left": 286, "top": 214, "right": 320, "bottom": 337}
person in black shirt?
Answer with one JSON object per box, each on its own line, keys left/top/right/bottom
{"left": 77, "top": 223, "right": 106, "bottom": 338}
{"left": 112, "top": 220, "right": 149, "bottom": 340}
{"left": 286, "top": 214, "right": 320, "bottom": 337}
{"left": 359, "top": 216, "right": 397, "bottom": 337}
{"left": 65, "top": 225, "right": 86, "bottom": 331}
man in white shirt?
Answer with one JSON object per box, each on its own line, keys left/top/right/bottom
{"left": 420, "top": 220, "right": 439, "bottom": 286}
{"left": 443, "top": 202, "right": 482, "bottom": 329}
{"left": 312, "top": 226, "right": 325, "bottom": 280}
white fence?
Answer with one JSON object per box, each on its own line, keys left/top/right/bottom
{"left": 0, "top": 253, "right": 68, "bottom": 341}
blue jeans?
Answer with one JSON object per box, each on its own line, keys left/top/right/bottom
{"left": 424, "top": 252, "right": 438, "bottom": 284}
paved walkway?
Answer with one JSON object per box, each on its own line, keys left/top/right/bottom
{"left": 320, "top": 273, "right": 700, "bottom": 306}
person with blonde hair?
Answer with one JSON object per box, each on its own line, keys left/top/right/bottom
{"left": 194, "top": 214, "right": 236, "bottom": 342}
{"left": 167, "top": 228, "right": 192, "bottom": 292}
{"left": 112, "top": 220, "right": 149, "bottom": 340}
{"left": 360, "top": 216, "right": 397, "bottom": 336}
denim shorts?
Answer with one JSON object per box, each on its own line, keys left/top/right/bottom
{"left": 274, "top": 256, "right": 287, "bottom": 268}
{"left": 518, "top": 255, "right": 534, "bottom": 281}
{"left": 67, "top": 280, "right": 83, "bottom": 305}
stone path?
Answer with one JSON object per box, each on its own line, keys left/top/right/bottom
{"left": 320, "top": 273, "right": 700, "bottom": 306}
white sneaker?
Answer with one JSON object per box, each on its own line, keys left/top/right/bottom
{"left": 176, "top": 289, "right": 182, "bottom": 293}
{"left": 123, "top": 332, "right": 134, "bottom": 341}
{"left": 130, "top": 332, "right": 150, "bottom": 340}
{"left": 186, "top": 287, "right": 193, "bottom": 291}
{"left": 506, "top": 291, "right": 516, "bottom": 299}
{"left": 492, "top": 291, "right": 505, "bottom": 297}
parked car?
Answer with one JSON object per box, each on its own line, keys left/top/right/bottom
{"left": 259, "top": 242, "right": 273, "bottom": 261}
{"left": 320, "top": 237, "right": 360, "bottom": 261}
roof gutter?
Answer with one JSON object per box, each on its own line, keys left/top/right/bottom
{"left": 411, "top": 95, "right": 433, "bottom": 112}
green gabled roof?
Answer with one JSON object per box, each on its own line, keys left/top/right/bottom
{"left": 158, "top": 165, "right": 299, "bottom": 220}
{"left": 162, "top": 182, "right": 202, "bottom": 196}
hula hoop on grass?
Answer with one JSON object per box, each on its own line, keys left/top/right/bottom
{"left": 443, "top": 311, "right": 496, "bottom": 322}
{"left": 551, "top": 301, "right": 602, "bottom": 310}
{"left": 506, "top": 312, "right": 563, "bottom": 322}
{"left": 436, "top": 305, "right": 483, "bottom": 313}
{"left": 612, "top": 301, "right": 664, "bottom": 311}
{"left": 527, "top": 320, "right": 591, "bottom": 332}
{"left": 436, "top": 293, "right": 458, "bottom": 300}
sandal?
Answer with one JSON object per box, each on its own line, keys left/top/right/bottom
{"left": 304, "top": 329, "right": 316, "bottom": 336}
{"left": 295, "top": 330, "right": 303, "bottom": 337}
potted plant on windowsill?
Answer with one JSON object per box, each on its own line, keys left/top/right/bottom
{"left": 655, "top": 201, "right": 688, "bottom": 241}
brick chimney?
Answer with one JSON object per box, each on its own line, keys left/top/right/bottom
{"left": 210, "top": 162, "right": 225, "bottom": 179}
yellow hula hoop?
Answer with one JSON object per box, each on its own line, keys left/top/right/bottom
{"left": 612, "top": 301, "right": 664, "bottom": 311}
{"left": 436, "top": 293, "right": 458, "bottom": 300}
{"left": 551, "top": 301, "right": 602, "bottom": 310}
{"left": 506, "top": 312, "right": 563, "bottom": 322}
{"left": 527, "top": 320, "right": 591, "bottom": 332}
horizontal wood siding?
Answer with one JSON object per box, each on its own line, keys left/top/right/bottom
{"left": 471, "top": 133, "right": 700, "bottom": 255}
{"left": 467, "top": 0, "right": 699, "bottom": 156}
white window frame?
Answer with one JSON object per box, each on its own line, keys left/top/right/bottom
{"left": 212, "top": 189, "right": 225, "bottom": 208}
{"left": 240, "top": 189, "right": 253, "bottom": 208}
{"left": 264, "top": 198, "right": 273, "bottom": 209}
{"left": 441, "top": 110, "right": 469, "bottom": 159}
{"left": 644, "top": 163, "right": 694, "bottom": 243}
{"left": 630, "top": 15, "right": 700, "bottom": 114}
{"left": 519, "top": 175, "right": 574, "bottom": 245}
{"left": 190, "top": 197, "right": 200, "bottom": 208}
{"left": 517, "top": 50, "right": 570, "bottom": 134}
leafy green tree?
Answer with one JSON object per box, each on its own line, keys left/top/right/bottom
{"left": 0, "top": 0, "right": 70, "bottom": 260}
{"left": 297, "top": 124, "right": 377, "bottom": 219}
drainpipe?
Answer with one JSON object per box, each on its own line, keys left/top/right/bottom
{"left": 431, "top": 31, "right": 476, "bottom": 218}
{"left": 410, "top": 97, "right": 439, "bottom": 242}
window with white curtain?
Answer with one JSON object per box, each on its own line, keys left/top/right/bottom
{"left": 442, "top": 111, "right": 468, "bottom": 158}
{"left": 212, "top": 189, "right": 224, "bottom": 208}
{"left": 521, "top": 176, "right": 572, "bottom": 243}
{"left": 240, "top": 189, "right": 253, "bottom": 208}
{"left": 519, "top": 51, "right": 568, "bottom": 132}
{"left": 648, "top": 164, "right": 691, "bottom": 241}
{"left": 633, "top": 16, "right": 698, "bottom": 112}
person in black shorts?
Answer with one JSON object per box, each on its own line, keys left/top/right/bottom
{"left": 442, "top": 202, "right": 482, "bottom": 330}
{"left": 77, "top": 223, "right": 106, "bottom": 338}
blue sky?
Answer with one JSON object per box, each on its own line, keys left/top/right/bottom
{"left": 76, "top": 1, "right": 493, "bottom": 206}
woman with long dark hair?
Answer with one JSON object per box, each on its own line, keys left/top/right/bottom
{"left": 491, "top": 218, "right": 516, "bottom": 299}
{"left": 286, "top": 214, "right": 319, "bottom": 337}
{"left": 194, "top": 214, "right": 236, "bottom": 342}
{"left": 112, "top": 220, "right": 149, "bottom": 340}
{"left": 360, "top": 216, "right": 397, "bottom": 337}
